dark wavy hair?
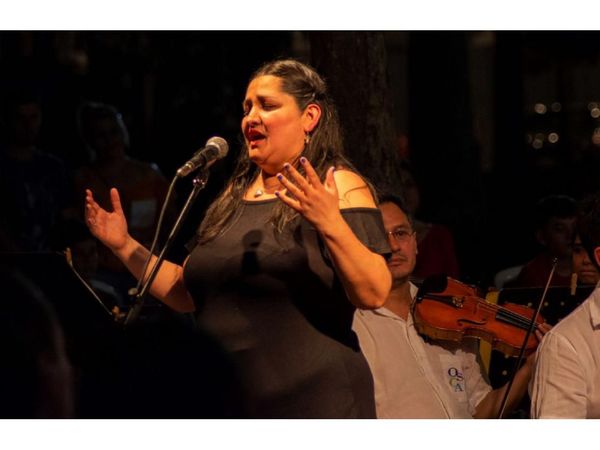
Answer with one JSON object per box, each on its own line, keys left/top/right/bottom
{"left": 533, "top": 194, "right": 576, "bottom": 230}
{"left": 197, "top": 59, "right": 366, "bottom": 244}
{"left": 378, "top": 192, "right": 414, "bottom": 227}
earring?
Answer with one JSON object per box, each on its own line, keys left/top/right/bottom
{"left": 304, "top": 133, "right": 311, "bottom": 145}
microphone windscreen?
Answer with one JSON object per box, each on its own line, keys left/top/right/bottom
{"left": 206, "top": 136, "right": 229, "bottom": 158}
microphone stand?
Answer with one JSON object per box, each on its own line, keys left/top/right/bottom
{"left": 496, "top": 258, "right": 557, "bottom": 418}
{"left": 124, "top": 168, "right": 210, "bottom": 326}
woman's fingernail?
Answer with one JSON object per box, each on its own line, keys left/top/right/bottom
{"left": 283, "top": 163, "right": 291, "bottom": 171}
{"left": 300, "top": 157, "right": 307, "bottom": 164}
{"left": 275, "top": 191, "right": 280, "bottom": 197}
{"left": 277, "top": 173, "right": 283, "bottom": 181}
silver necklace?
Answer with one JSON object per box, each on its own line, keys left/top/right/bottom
{"left": 254, "top": 188, "right": 265, "bottom": 198}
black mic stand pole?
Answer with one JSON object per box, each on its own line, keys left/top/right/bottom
{"left": 124, "top": 168, "right": 210, "bottom": 326}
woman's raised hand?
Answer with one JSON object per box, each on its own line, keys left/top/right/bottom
{"left": 85, "top": 188, "right": 129, "bottom": 252}
{"left": 275, "top": 157, "right": 341, "bottom": 232}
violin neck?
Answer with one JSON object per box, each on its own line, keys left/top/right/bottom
{"left": 495, "top": 308, "right": 538, "bottom": 332}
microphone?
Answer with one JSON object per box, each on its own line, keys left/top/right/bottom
{"left": 176, "top": 136, "right": 229, "bottom": 177}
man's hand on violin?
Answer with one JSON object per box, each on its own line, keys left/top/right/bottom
{"left": 535, "top": 322, "right": 552, "bottom": 342}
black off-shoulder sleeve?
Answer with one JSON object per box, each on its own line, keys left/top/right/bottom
{"left": 340, "top": 207, "right": 391, "bottom": 258}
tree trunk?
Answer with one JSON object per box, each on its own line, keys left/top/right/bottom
{"left": 408, "top": 31, "right": 486, "bottom": 282}
{"left": 308, "top": 31, "right": 401, "bottom": 193}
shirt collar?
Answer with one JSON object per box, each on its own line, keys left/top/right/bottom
{"left": 370, "top": 306, "right": 403, "bottom": 320}
{"left": 370, "top": 282, "right": 419, "bottom": 320}
{"left": 590, "top": 287, "right": 600, "bottom": 328}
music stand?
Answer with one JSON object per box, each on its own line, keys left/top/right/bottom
{"left": 498, "top": 285, "right": 592, "bottom": 325}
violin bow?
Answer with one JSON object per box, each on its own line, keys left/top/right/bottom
{"left": 496, "top": 258, "right": 557, "bottom": 419}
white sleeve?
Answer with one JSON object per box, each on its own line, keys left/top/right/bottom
{"left": 460, "top": 342, "right": 492, "bottom": 415}
{"left": 530, "top": 331, "right": 587, "bottom": 418}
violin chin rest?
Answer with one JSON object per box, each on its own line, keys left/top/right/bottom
{"left": 417, "top": 274, "right": 449, "bottom": 298}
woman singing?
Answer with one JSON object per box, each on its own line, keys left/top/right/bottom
{"left": 85, "top": 59, "right": 391, "bottom": 418}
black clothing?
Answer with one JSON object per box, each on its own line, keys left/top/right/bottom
{"left": 0, "top": 148, "right": 69, "bottom": 251}
{"left": 184, "top": 198, "right": 389, "bottom": 418}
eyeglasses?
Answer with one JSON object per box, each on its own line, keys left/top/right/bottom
{"left": 387, "top": 229, "right": 416, "bottom": 243}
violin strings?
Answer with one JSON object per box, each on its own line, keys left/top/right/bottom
{"left": 471, "top": 300, "right": 540, "bottom": 330}
{"left": 474, "top": 301, "right": 539, "bottom": 329}
{"left": 423, "top": 295, "right": 540, "bottom": 331}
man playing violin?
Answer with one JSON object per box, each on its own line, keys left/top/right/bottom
{"left": 530, "top": 193, "right": 600, "bottom": 418}
{"left": 353, "top": 193, "right": 550, "bottom": 418}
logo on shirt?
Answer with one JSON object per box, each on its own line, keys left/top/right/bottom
{"left": 447, "top": 366, "right": 465, "bottom": 392}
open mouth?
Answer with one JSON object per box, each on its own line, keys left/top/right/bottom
{"left": 246, "top": 129, "right": 266, "bottom": 145}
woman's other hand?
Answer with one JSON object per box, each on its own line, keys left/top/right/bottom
{"left": 275, "top": 157, "right": 342, "bottom": 232}
{"left": 85, "top": 187, "right": 130, "bottom": 252}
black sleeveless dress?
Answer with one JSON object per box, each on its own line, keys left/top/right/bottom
{"left": 183, "top": 198, "right": 390, "bottom": 418}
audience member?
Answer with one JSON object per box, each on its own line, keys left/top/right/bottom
{"left": 512, "top": 195, "right": 576, "bottom": 288}
{"left": 0, "top": 268, "right": 74, "bottom": 418}
{"left": 0, "top": 91, "right": 71, "bottom": 251}
{"left": 74, "top": 102, "right": 173, "bottom": 296}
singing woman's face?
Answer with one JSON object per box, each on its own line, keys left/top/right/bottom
{"left": 242, "top": 75, "right": 310, "bottom": 174}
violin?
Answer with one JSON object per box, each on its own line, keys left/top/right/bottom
{"left": 413, "top": 276, "right": 545, "bottom": 357}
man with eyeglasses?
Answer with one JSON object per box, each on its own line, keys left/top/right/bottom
{"left": 353, "top": 194, "right": 549, "bottom": 418}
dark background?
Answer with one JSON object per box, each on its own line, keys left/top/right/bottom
{"left": 3, "top": 30, "right": 600, "bottom": 286}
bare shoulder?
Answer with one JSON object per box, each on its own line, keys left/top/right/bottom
{"left": 333, "top": 169, "right": 376, "bottom": 209}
